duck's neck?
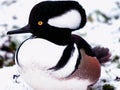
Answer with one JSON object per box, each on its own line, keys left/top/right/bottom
{"left": 32, "top": 28, "right": 72, "bottom": 45}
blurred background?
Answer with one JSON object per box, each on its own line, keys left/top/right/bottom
{"left": 0, "top": 0, "right": 120, "bottom": 89}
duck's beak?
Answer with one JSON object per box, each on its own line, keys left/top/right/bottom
{"left": 7, "top": 25, "right": 31, "bottom": 35}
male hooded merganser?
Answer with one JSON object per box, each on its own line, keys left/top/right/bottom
{"left": 7, "top": 1, "right": 101, "bottom": 90}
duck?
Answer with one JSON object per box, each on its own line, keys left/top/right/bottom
{"left": 7, "top": 1, "right": 101, "bottom": 90}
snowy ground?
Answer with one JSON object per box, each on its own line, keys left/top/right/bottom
{"left": 0, "top": 66, "right": 33, "bottom": 90}
{"left": 0, "top": 0, "right": 120, "bottom": 90}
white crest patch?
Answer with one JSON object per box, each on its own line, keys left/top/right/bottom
{"left": 48, "top": 9, "right": 81, "bottom": 30}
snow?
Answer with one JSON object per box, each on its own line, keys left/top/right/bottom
{"left": 0, "top": 66, "right": 33, "bottom": 90}
{"left": 0, "top": 0, "right": 120, "bottom": 90}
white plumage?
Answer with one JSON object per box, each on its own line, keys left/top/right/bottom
{"left": 48, "top": 9, "right": 81, "bottom": 29}
{"left": 16, "top": 38, "right": 91, "bottom": 90}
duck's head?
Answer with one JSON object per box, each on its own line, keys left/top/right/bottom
{"left": 7, "top": 1, "right": 86, "bottom": 45}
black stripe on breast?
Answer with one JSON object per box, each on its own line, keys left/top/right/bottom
{"left": 71, "top": 34, "right": 95, "bottom": 57}
{"left": 67, "top": 47, "right": 81, "bottom": 77}
{"left": 75, "top": 48, "right": 81, "bottom": 70}
{"left": 49, "top": 43, "right": 75, "bottom": 71}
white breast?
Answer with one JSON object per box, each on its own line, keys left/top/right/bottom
{"left": 15, "top": 38, "right": 91, "bottom": 90}
{"left": 16, "top": 38, "right": 67, "bottom": 69}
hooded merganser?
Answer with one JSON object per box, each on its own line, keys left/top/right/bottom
{"left": 7, "top": 1, "right": 101, "bottom": 90}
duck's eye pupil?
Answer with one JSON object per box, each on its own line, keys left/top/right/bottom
{"left": 38, "top": 21, "right": 43, "bottom": 26}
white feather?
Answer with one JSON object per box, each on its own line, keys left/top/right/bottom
{"left": 16, "top": 38, "right": 67, "bottom": 69}
{"left": 16, "top": 38, "right": 91, "bottom": 90}
{"left": 48, "top": 9, "right": 81, "bottom": 29}
{"left": 50, "top": 44, "right": 79, "bottom": 78}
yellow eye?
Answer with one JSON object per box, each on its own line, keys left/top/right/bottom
{"left": 38, "top": 21, "right": 43, "bottom": 26}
